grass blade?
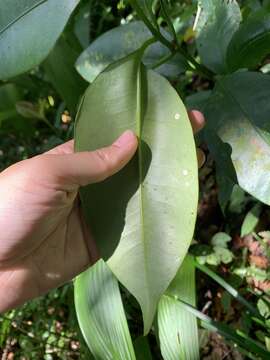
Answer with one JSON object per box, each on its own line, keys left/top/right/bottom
{"left": 194, "top": 258, "right": 260, "bottom": 318}
{"left": 74, "top": 260, "right": 136, "bottom": 360}
{"left": 158, "top": 256, "right": 200, "bottom": 360}
{"left": 176, "top": 299, "right": 270, "bottom": 360}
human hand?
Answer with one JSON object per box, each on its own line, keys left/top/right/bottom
{"left": 0, "top": 110, "right": 204, "bottom": 312}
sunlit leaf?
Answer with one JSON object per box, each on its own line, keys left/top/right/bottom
{"left": 76, "top": 21, "right": 187, "bottom": 83}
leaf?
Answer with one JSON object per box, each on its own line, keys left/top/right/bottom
{"left": 194, "top": 0, "right": 241, "bottom": 74}
{"left": 43, "top": 33, "right": 87, "bottom": 113}
{"left": 204, "top": 71, "right": 270, "bottom": 206}
{"left": 257, "top": 299, "right": 270, "bottom": 319}
{"left": 195, "top": 260, "right": 260, "bottom": 317}
{"left": 130, "top": 0, "right": 159, "bottom": 31}
{"left": 75, "top": 21, "right": 187, "bottom": 83}
{"left": 0, "top": 0, "right": 79, "bottom": 80}
{"left": 74, "top": 1, "right": 90, "bottom": 49}
{"left": 75, "top": 52, "right": 198, "bottom": 333}
{"left": 158, "top": 256, "right": 200, "bottom": 360}
{"left": 185, "top": 90, "right": 212, "bottom": 112}
{"left": 241, "top": 204, "right": 262, "bottom": 237}
{"left": 227, "top": 9, "right": 270, "bottom": 72}
{"left": 134, "top": 337, "right": 153, "bottom": 359}
{"left": 211, "top": 232, "right": 231, "bottom": 248}
{"left": 205, "top": 130, "right": 237, "bottom": 213}
{"left": 178, "top": 300, "right": 270, "bottom": 360}
{"left": 15, "top": 101, "right": 44, "bottom": 120}
{"left": 74, "top": 260, "right": 136, "bottom": 360}
{"left": 0, "top": 84, "right": 21, "bottom": 125}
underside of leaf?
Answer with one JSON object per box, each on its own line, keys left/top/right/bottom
{"left": 75, "top": 52, "right": 198, "bottom": 333}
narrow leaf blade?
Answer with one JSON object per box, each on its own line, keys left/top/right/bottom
{"left": 158, "top": 256, "right": 200, "bottom": 360}
{"left": 74, "top": 260, "right": 136, "bottom": 360}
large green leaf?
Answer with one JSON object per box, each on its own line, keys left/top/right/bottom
{"left": 194, "top": 0, "right": 241, "bottom": 74}
{"left": 0, "top": 83, "right": 21, "bottom": 121}
{"left": 74, "top": 260, "right": 136, "bottom": 360}
{"left": 204, "top": 71, "right": 270, "bottom": 205}
{"left": 75, "top": 52, "right": 198, "bottom": 333}
{"left": 158, "top": 256, "right": 199, "bottom": 360}
{"left": 0, "top": 0, "right": 79, "bottom": 80}
{"left": 75, "top": 21, "right": 187, "bottom": 83}
{"left": 43, "top": 33, "right": 87, "bottom": 113}
{"left": 227, "top": 9, "right": 270, "bottom": 72}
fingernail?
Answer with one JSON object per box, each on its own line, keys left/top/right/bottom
{"left": 114, "top": 130, "right": 136, "bottom": 147}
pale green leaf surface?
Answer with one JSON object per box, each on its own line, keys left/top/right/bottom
{"left": 158, "top": 256, "right": 199, "bottom": 360}
{"left": 75, "top": 21, "right": 187, "bottom": 83}
{"left": 205, "top": 71, "right": 270, "bottom": 205}
{"left": 74, "top": 260, "right": 135, "bottom": 360}
{"left": 0, "top": 0, "right": 79, "bottom": 80}
{"left": 195, "top": 0, "right": 241, "bottom": 74}
{"left": 75, "top": 53, "right": 198, "bottom": 333}
{"left": 241, "top": 204, "right": 262, "bottom": 237}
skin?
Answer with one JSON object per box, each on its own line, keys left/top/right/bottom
{"left": 0, "top": 110, "right": 205, "bottom": 313}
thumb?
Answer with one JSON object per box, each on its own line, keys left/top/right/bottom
{"left": 45, "top": 130, "right": 138, "bottom": 189}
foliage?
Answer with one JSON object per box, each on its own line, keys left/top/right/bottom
{"left": 1, "top": 0, "right": 270, "bottom": 359}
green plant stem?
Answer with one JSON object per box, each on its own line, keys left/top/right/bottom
{"left": 170, "top": 297, "right": 270, "bottom": 360}
{"left": 129, "top": 0, "right": 214, "bottom": 80}
{"left": 194, "top": 259, "right": 260, "bottom": 318}
{"left": 160, "top": 0, "right": 178, "bottom": 46}
{"left": 150, "top": 50, "right": 176, "bottom": 69}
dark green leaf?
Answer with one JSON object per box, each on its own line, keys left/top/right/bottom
{"left": 43, "top": 33, "right": 87, "bottom": 113}
{"left": 0, "top": 84, "right": 22, "bottom": 125}
{"left": 75, "top": 52, "right": 198, "bottom": 333}
{"left": 0, "top": 0, "right": 79, "bottom": 80}
{"left": 134, "top": 337, "right": 153, "bottom": 360}
{"left": 205, "top": 129, "right": 237, "bottom": 212}
{"left": 194, "top": 0, "right": 241, "bottom": 74}
{"left": 227, "top": 9, "right": 270, "bottom": 72}
{"left": 205, "top": 71, "right": 270, "bottom": 205}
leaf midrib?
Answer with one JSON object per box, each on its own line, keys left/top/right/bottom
{"left": 136, "top": 61, "right": 151, "bottom": 312}
{"left": 0, "top": 0, "right": 48, "bottom": 36}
